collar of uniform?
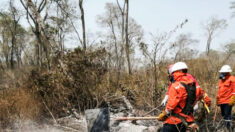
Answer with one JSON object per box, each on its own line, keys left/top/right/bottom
{"left": 173, "top": 71, "right": 194, "bottom": 85}
{"left": 172, "top": 71, "right": 186, "bottom": 81}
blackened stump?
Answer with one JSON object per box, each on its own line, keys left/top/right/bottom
{"left": 85, "top": 108, "right": 110, "bottom": 132}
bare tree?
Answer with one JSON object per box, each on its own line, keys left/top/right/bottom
{"left": 97, "top": 2, "right": 143, "bottom": 89}
{"left": 231, "top": 1, "right": 235, "bottom": 17}
{"left": 0, "top": 0, "right": 26, "bottom": 69}
{"left": 20, "top": 0, "right": 57, "bottom": 70}
{"left": 171, "top": 33, "right": 198, "bottom": 61}
{"left": 21, "top": 31, "right": 37, "bottom": 66}
{"left": 97, "top": 3, "right": 124, "bottom": 89}
{"left": 79, "top": 0, "right": 86, "bottom": 52}
{"left": 9, "top": 0, "right": 19, "bottom": 69}
{"left": 140, "top": 33, "right": 169, "bottom": 106}
{"left": 116, "top": 0, "right": 132, "bottom": 75}
{"left": 116, "top": 0, "right": 125, "bottom": 47}
{"left": 20, "top": 0, "right": 45, "bottom": 69}
{"left": 139, "top": 20, "right": 188, "bottom": 106}
{"left": 222, "top": 42, "right": 235, "bottom": 63}
{"left": 140, "top": 20, "right": 188, "bottom": 91}
{"left": 202, "top": 17, "right": 227, "bottom": 56}
{"left": 42, "top": 0, "right": 74, "bottom": 58}
{"left": 0, "top": 16, "right": 11, "bottom": 68}
{"left": 51, "top": 0, "right": 84, "bottom": 52}
{"left": 124, "top": 0, "right": 131, "bottom": 75}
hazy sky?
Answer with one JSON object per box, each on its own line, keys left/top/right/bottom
{"left": 1, "top": 0, "right": 235, "bottom": 52}
{"left": 83, "top": 0, "right": 235, "bottom": 52}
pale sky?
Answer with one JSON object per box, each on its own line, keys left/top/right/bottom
{"left": 83, "top": 0, "right": 235, "bottom": 52}
{"left": 1, "top": 0, "right": 235, "bottom": 52}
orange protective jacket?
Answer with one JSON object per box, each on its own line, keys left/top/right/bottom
{"left": 164, "top": 71, "right": 211, "bottom": 124}
{"left": 166, "top": 73, "right": 200, "bottom": 95}
{"left": 217, "top": 75, "right": 235, "bottom": 105}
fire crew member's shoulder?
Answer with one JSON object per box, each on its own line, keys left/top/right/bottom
{"left": 230, "top": 75, "right": 235, "bottom": 82}
{"left": 171, "top": 82, "right": 182, "bottom": 90}
{"left": 165, "top": 81, "right": 186, "bottom": 115}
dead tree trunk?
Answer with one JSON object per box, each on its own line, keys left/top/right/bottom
{"left": 79, "top": 0, "right": 86, "bottom": 52}
{"left": 206, "top": 34, "right": 212, "bottom": 56}
{"left": 21, "top": 0, "right": 54, "bottom": 70}
{"left": 24, "top": 0, "right": 45, "bottom": 38}
{"left": 10, "top": 32, "right": 15, "bottom": 69}
{"left": 110, "top": 20, "right": 120, "bottom": 89}
{"left": 125, "top": 0, "right": 131, "bottom": 75}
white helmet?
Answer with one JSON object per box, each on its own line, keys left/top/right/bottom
{"left": 219, "top": 65, "right": 232, "bottom": 73}
{"left": 170, "top": 62, "right": 188, "bottom": 74}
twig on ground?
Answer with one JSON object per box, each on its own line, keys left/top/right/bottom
{"left": 42, "top": 100, "right": 58, "bottom": 124}
{"left": 143, "top": 105, "right": 162, "bottom": 116}
{"left": 205, "top": 112, "right": 209, "bottom": 132}
{"left": 54, "top": 124, "right": 80, "bottom": 132}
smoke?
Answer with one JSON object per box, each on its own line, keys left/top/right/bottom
{"left": 9, "top": 120, "right": 63, "bottom": 132}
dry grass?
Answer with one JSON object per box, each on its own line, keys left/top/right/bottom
{"left": 0, "top": 88, "right": 42, "bottom": 128}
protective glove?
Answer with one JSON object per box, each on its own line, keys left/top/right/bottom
{"left": 157, "top": 110, "right": 167, "bottom": 121}
{"left": 229, "top": 96, "right": 235, "bottom": 106}
{"left": 193, "top": 101, "right": 199, "bottom": 111}
{"left": 161, "top": 95, "right": 168, "bottom": 106}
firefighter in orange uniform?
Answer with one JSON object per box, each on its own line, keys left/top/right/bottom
{"left": 158, "top": 62, "right": 211, "bottom": 132}
{"left": 161, "top": 63, "right": 201, "bottom": 111}
{"left": 217, "top": 65, "right": 235, "bottom": 131}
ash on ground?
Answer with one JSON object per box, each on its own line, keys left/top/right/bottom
{"left": 5, "top": 96, "right": 163, "bottom": 132}
{"left": 86, "top": 96, "right": 163, "bottom": 132}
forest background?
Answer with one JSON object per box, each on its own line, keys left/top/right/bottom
{"left": 0, "top": 0, "right": 234, "bottom": 129}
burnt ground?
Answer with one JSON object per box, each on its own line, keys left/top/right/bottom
{"left": 4, "top": 96, "right": 234, "bottom": 132}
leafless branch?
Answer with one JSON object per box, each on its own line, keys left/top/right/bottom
{"left": 38, "top": 0, "right": 47, "bottom": 13}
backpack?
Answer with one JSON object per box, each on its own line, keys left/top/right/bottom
{"left": 180, "top": 82, "right": 196, "bottom": 115}
{"left": 171, "top": 82, "right": 197, "bottom": 128}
